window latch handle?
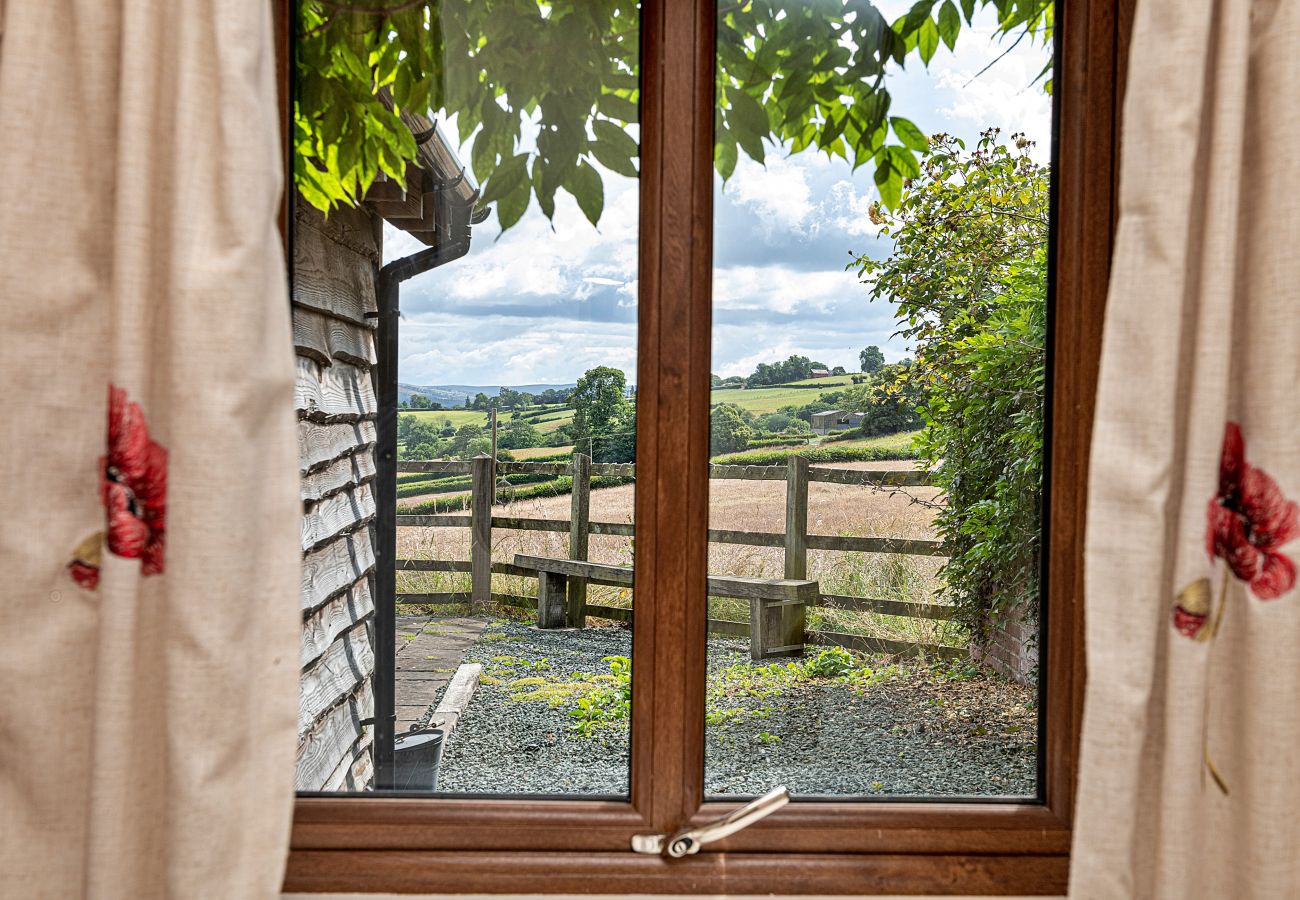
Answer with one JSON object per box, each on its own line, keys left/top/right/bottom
{"left": 631, "top": 786, "right": 790, "bottom": 857}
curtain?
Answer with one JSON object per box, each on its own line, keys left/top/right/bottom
{"left": 0, "top": 2, "right": 300, "bottom": 898}
{"left": 1071, "top": 0, "right": 1300, "bottom": 897}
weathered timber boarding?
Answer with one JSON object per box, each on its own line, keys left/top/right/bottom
{"left": 294, "top": 202, "right": 380, "bottom": 791}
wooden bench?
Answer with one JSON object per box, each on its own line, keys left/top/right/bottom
{"left": 512, "top": 554, "right": 818, "bottom": 660}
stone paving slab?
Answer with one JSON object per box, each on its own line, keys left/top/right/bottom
{"left": 394, "top": 615, "right": 488, "bottom": 732}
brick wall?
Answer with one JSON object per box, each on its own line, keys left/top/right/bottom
{"left": 970, "top": 603, "right": 1038, "bottom": 685}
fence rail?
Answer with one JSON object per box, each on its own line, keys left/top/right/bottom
{"left": 396, "top": 453, "right": 955, "bottom": 657}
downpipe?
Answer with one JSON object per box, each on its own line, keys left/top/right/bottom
{"left": 370, "top": 187, "right": 484, "bottom": 791}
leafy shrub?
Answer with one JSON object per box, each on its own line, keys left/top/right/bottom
{"left": 851, "top": 130, "right": 1048, "bottom": 637}
{"left": 804, "top": 647, "right": 856, "bottom": 678}
{"left": 709, "top": 402, "right": 754, "bottom": 455}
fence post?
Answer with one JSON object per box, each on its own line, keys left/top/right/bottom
{"left": 782, "top": 455, "right": 810, "bottom": 655}
{"left": 784, "top": 455, "right": 809, "bottom": 580}
{"left": 470, "top": 453, "right": 493, "bottom": 613}
{"left": 567, "top": 452, "right": 591, "bottom": 627}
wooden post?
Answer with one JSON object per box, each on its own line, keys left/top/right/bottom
{"left": 782, "top": 455, "right": 809, "bottom": 654}
{"left": 785, "top": 455, "right": 809, "bottom": 579}
{"left": 745, "top": 594, "right": 809, "bottom": 660}
{"left": 537, "top": 572, "right": 569, "bottom": 628}
{"left": 488, "top": 403, "right": 498, "bottom": 475}
{"left": 567, "top": 453, "right": 591, "bottom": 627}
{"left": 470, "top": 453, "right": 493, "bottom": 613}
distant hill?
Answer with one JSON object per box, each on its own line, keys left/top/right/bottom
{"left": 398, "top": 382, "right": 577, "bottom": 407}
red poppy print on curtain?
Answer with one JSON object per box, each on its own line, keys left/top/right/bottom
{"left": 1172, "top": 422, "right": 1298, "bottom": 795}
{"left": 1206, "top": 422, "right": 1299, "bottom": 600}
{"left": 67, "top": 385, "right": 168, "bottom": 589}
{"left": 1172, "top": 423, "right": 1299, "bottom": 639}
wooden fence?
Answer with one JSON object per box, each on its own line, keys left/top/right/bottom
{"left": 395, "top": 454, "right": 962, "bottom": 659}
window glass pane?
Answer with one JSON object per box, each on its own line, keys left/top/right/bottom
{"left": 705, "top": 0, "right": 1053, "bottom": 799}
{"left": 294, "top": 0, "right": 641, "bottom": 796}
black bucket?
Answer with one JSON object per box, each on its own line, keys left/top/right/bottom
{"left": 393, "top": 728, "right": 445, "bottom": 792}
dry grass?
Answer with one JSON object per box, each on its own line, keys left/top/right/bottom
{"left": 513, "top": 444, "right": 574, "bottom": 459}
{"left": 396, "top": 460, "right": 959, "bottom": 647}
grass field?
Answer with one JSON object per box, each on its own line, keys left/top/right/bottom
{"left": 526, "top": 408, "right": 575, "bottom": 433}
{"left": 785, "top": 374, "right": 857, "bottom": 387}
{"left": 514, "top": 444, "right": 574, "bottom": 459}
{"left": 709, "top": 430, "right": 919, "bottom": 463}
{"left": 401, "top": 404, "right": 575, "bottom": 433}
{"left": 710, "top": 384, "right": 846, "bottom": 416}
{"left": 403, "top": 409, "right": 490, "bottom": 428}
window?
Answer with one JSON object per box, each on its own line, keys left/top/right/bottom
{"left": 285, "top": 0, "right": 1130, "bottom": 892}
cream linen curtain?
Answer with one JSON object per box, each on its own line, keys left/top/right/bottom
{"left": 0, "top": 2, "right": 301, "bottom": 898}
{"left": 1071, "top": 0, "right": 1300, "bottom": 897}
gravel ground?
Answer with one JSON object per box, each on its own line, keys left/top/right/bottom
{"left": 431, "top": 619, "right": 1036, "bottom": 798}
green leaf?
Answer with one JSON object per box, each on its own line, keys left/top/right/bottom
{"left": 819, "top": 109, "right": 848, "bottom": 149}
{"left": 589, "top": 138, "right": 638, "bottom": 179}
{"left": 727, "top": 89, "right": 770, "bottom": 143}
{"left": 917, "top": 17, "right": 940, "bottom": 66}
{"left": 596, "top": 91, "right": 639, "bottom": 123}
{"left": 874, "top": 159, "right": 901, "bottom": 210}
{"left": 592, "top": 119, "right": 636, "bottom": 156}
{"left": 715, "top": 129, "right": 739, "bottom": 181}
{"left": 960, "top": 0, "right": 976, "bottom": 22}
{"left": 888, "top": 145, "right": 921, "bottom": 179}
{"left": 937, "top": 0, "right": 962, "bottom": 51}
{"left": 897, "top": 1, "right": 937, "bottom": 37}
{"left": 480, "top": 153, "right": 530, "bottom": 205}
{"left": 531, "top": 157, "right": 557, "bottom": 220}
{"left": 890, "top": 117, "right": 929, "bottom": 152}
{"left": 565, "top": 160, "right": 604, "bottom": 227}
{"left": 734, "top": 124, "right": 765, "bottom": 164}
{"left": 496, "top": 179, "right": 531, "bottom": 232}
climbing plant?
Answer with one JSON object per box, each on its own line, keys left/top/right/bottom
{"left": 295, "top": 0, "right": 1053, "bottom": 228}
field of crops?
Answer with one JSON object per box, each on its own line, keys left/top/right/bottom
{"left": 514, "top": 444, "right": 574, "bottom": 459}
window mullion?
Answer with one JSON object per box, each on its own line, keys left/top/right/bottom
{"left": 629, "top": 0, "right": 718, "bottom": 834}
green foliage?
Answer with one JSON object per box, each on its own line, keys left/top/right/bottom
{"left": 859, "top": 345, "right": 885, "bottom": 374}
{"left": 498, "top": 416, "right": 544, "bottom": 450}
{"left": 746, "top": 354, "right": 822, "bottom": 387}
{"left": 803, "top": 646, "right": 856, "bottom": 678}
{"left": 568, "top": 656, "right": 631, "bottom": 737}
{"left": 398, "top": 416, "right": 445, "bottom": 460}
{"left": 840, "top": 361, "right": 924, "bottom": 436}
{"left": 570, "top": 366, "right": 634, "bottom": 462}
{"left": 449, "top": 423, "right": 485, "bottom": 457}
{"left": 295, "top": 0, "right": 1052, "bottom": 224}
{"left": 709, "top": 402, "right": 754, "bottom": 455}
{"left": 850, "top": 129, "right": 1048, "bottom": 636}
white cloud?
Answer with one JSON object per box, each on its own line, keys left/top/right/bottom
{"left": 712, "top": 266, "right": 853, "bottom": 316}
{"left": 401, "top": 316, "right": 637, "bottom": 385}
{"left": 725, "top": 153, "right": 815, "bottom": 232}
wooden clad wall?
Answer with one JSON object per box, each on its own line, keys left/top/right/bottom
{"left": 293, "top": 201, "right": 381, "bottom": 791}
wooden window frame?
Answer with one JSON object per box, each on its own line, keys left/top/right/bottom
{"left": 281, "top": 0, "right": 1133, "bottom": 893}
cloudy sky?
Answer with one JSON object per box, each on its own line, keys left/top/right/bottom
{"left": 389, "top": 3, "right": 1053, "bottom": 388}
